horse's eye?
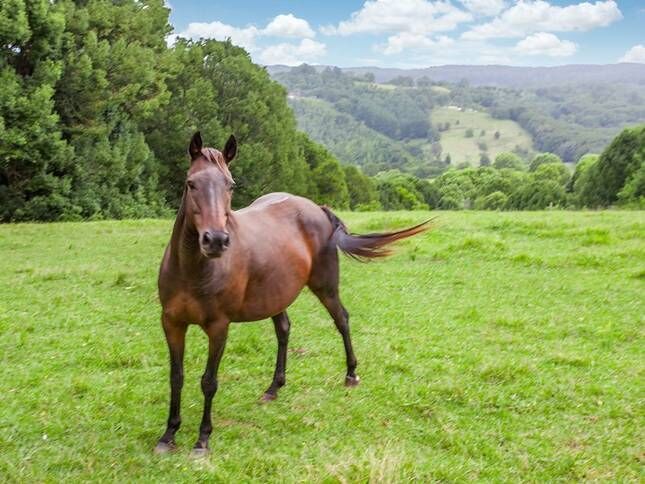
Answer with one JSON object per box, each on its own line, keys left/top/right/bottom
{"left": 229, "top": 183, "right": 236, "bottom": 192}
{"left": 187, "top": 181, "right": 196, "bottom": 190}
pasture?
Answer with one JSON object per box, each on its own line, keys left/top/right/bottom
{"left": 1, "top": 211, "right": 643, "bottom": 482}
{"left": 431, "top": 107, "right": 535, "bottom": 164}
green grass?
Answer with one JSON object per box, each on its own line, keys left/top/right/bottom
{"left": 431, "top": 106, "right": 535, "bottom": 164}
{"left": 1, "top": 211, "right": 643, "bottom": 482}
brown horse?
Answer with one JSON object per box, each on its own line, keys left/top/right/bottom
{"left": 154, "top": 132, "right": 429, "bottom": 457}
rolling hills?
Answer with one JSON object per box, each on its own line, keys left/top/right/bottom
{"left": 271, "top": 64, "right": 645, "bottom": 174}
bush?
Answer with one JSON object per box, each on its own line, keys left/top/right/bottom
{"left": 494, "top": 152, "right": 525, "bottom": 170}
{"left": 475, "top": 191, "right": 508, "bottom": 210}
{"left": 529, "top": 153, "right": 562, "bottom": 172}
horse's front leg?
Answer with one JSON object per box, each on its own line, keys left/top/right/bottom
{"left": 191, "top": 318, "right": 229, "bottom": 458}
{"left": 155, "top": 315, "right": 187, "bottom": 453}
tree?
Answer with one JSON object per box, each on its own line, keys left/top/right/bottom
{"left": 475, "top": 191, "right": 508, "bottom": 210}
{"left": 374, "top": 170, "right": 428, "bottom": 210}
{"left": 388, "top": 76, "right": 414, "bottom": 87}
{"left": 571, "top": 154, "right": 599, "bottom": 206}
{"left": 479, "top": 153, "right": 491, "bottom": 166}
{"left": 493, "top": 152, "right": 524, "bottom": 170}
{"left": 533, "top": 162, "right": 570, "bottom": 186}
{"left": 583, "top": 125, "right": 645, "bottom": 206}
{"left": 529, "top": 152, "right": 562, "bottom": 172}
{"left": 343, "top": 165, "right": 379, "bottom": 210}
{"left": 465, "top": 128, "right": 474, "bottom": 138}
{"left": 0, "top": 0, "right": 76, "bottom": 221}
{"left": 312, "top": 157, "right": 349, "bottom": 209}
{"left": 494, "top": 131, "right": 501, "bottom": 139}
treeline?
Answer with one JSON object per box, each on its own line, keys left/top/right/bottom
{"left": 0, "top": 1, "right": 349, "bottom": 221}
{"left": 359, "top": 126, "right": 643, "bottom": 211}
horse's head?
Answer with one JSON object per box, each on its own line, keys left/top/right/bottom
{"left": 184, "top": 131, "right": 237, "bottom": 258}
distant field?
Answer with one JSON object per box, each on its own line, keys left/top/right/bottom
{"left": 352, "top": 81, "right": 397, "bottom": 90}
{"left": 1, "top": 211, "right": 643, "bottom": 481}
{"left": 430, "top": 85, "right": 451, "bottom": 94}
{"left": 431, "top": 107, "right": 535, "bottom": 165}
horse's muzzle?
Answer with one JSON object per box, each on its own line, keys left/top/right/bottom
{"left": 200, "top": 230, "right": 230, "bottom": 258}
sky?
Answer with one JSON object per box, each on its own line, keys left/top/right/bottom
{"left": 166, "top": 0, "right": 645, "bottom": 68}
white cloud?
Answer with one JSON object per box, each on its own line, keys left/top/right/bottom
{"left": 173, "top": 13, "right": 315, "bottom": 52}
{"left": 262, "top": 14, "right": 315, "bottom": 38}
{"left": 258, "top": 39, "right": 326, "bottom": 65}
{"left": 178, "top": 21, "right": 259, "bottom": 50}
{"left": 463, "top": 0, "right": 622, "bottom": 40}
{"left": 321, "top": 0, "right": 473, "bottom": 36}
{"left": 171, "top": 13, "right": 324, "bottom": 65}
{"left": 515, "top": 32, "right": 577, "bottom": 57}
{"left": 459, "top": 0, "right": 506, "bottom": 16}
{"left": 378, "top": 33, "right": 454, "bottom": 55}
{"left": 619, "top": 44, "right": 645, "bottom": 63}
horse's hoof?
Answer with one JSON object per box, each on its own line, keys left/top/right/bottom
{"left": 345, "top": 375, "right": 360, "bottom": 387}
{"left": 260, "top": 392, "right": 277, "bottom": 403}
{"left": 189, "top": 447, "right": 210, "bottom": 459}
{"left": 154, "top": 441, "right": 177, "bottom": 454}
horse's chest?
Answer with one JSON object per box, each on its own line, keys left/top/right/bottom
{"left": 163, "top": 291, "right": 209, "bottom": 325}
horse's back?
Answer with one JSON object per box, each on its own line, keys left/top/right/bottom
{"left": 238, "top": 192, "right": 333, "bottom": 250}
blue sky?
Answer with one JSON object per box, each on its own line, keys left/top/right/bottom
{"left": 167, "top": 1, "right": 645, "bottom": 67}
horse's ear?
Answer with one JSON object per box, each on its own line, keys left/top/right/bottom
{"left": 223, "top": 134, "right": 237, "bottom": 164}
{"left": 189, "top": 131, "right": 203, "bottom": 160}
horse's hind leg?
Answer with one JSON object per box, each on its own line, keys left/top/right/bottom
{"left": 309, "top": 250, "right": 359, "bottom": 387}
{"left": 262, "top": 311, "right": 291, "bottom": 401}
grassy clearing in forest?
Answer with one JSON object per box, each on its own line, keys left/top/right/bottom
{"left": 431, "top": 107, "right": 535, "bottom": 164}
{"left": 0, "top": 211, "right": 643, "bottom": 482}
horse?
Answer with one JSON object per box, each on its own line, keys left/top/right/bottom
{"left": 154, "top": 132, "right": 430, "bottom": 457}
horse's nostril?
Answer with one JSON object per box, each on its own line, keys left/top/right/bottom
{"left": 202, "top": 231, "right": 213, "bottom": 245}
{"left": 222, "top": 233, "right": 230, "bottom": 247}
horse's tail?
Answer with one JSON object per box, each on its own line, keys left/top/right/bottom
{"left": 320, "top": 206, "right": 431, "bottom": 262}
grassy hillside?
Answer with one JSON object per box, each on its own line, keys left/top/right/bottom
{"left": 431, "top": 107, "right": 535, "bottom": 165}
{"left": 1, "top": 211, "right": 643, "bottom": 481}
{"left": 289, "top": 97, "right": 417, "bottom": 174}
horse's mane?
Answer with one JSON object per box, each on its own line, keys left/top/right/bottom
{"left": 202, "top": 147, "right": 234, "bottom": 183}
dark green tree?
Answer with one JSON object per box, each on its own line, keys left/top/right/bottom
{"left": 343, "top": 165, "right": 379, "bottom": 210}
{"left": 583, "top": 125, "right": 645, "bottom": 206}
{"left": 529, "top": 152, "right": 562, "bottom": 172}
{"left": 0, "top": 0, "right": 74, "bottom": 221}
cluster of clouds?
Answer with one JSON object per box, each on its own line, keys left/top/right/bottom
{"left": 169, "top": 0, "right": 643, "bottom": 66}
{"left": 168, "top": 13, "right": 326, "bottom": 65}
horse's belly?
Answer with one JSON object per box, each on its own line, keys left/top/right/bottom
{"left": 230, "top": 255, "right": 311, "bottom": 322}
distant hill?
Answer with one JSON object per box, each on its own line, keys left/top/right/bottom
{"left": 268, "top": 63, "right": 645, "bottom": 88}
{"left": 271, "top": 64, "right": 645, "bottom": 174}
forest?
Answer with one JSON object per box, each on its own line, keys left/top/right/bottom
{"left": 0, "top": 0, "right": 348, "bottom": 221}
{"left": 1, "top": 1, "right": 644, "bottom": 222}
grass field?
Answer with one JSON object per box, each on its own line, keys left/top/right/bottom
{"left": 1, "top": 211, "right": 643, "bottom": 482}
{"left": 431, "top": 107, "right": 535, "bottom": 165}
